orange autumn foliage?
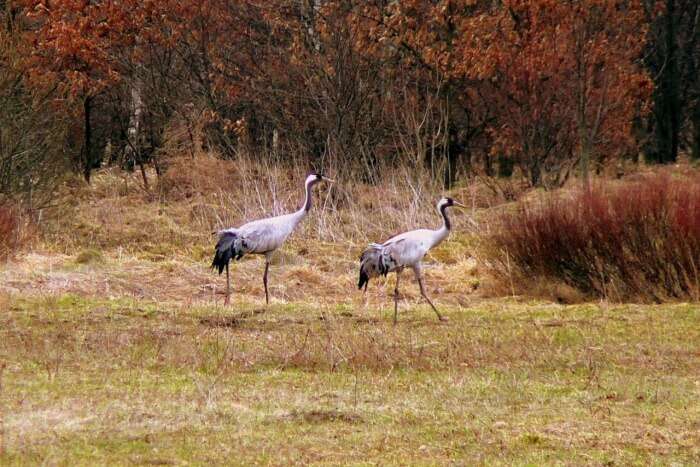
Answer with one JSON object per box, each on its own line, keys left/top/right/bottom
{"left": 10, "top": 0, "right": 656, "bottom": 187}
{"left": 352, "top": 0, "right": 652, "bottom": 186}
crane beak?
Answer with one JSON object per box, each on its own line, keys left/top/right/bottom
{"left": 322, "top": 176, "right": 335, "bottom": 183}
{"left": 452, "top": 200, "right": 467, "bottom": 208}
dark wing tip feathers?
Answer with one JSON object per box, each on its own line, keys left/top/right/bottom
{"left": 211, "top": 231, "right": 242, "bottom": 274}
{"left": 358, "top": 270, "right": 369, "bottom": 290}
{"left": 357, "top": 245, "right": 392, "bottom": 290}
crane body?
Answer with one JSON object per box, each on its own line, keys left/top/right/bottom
{"left": 212, "top": 173, "right": 333, "bottom": 305}
{"left": 358, "top": 197, "right": 464, "bottom": 323}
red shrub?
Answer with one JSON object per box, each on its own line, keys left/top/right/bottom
{"left": 0, "top": 203, "right": 22, "bottom": 259}
{"left": 489, "top": 172, "right": 700, "bottom": 301}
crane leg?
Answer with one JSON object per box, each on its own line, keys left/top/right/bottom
{"left": 362, "top": 282, "right": 369, "bottom": 309}
{"left": 224, "top": 263, "right": 231, "bottom": 306}
{"left": 393, "top": 271, "right": 401, "bottom": 325}
{"left": 263, "top": 260, "right": 270, "bottom": 305}
{"left": 417, "top": 274, "right": 445, "bottom": 322}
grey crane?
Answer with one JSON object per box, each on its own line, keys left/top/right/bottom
{"left": 357, "top": 197, "right": 465, "bottom": 323}
{"left": 212, "top": 173, "right": 333, "bottom": 305}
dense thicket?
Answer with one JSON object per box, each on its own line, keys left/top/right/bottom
{"left": 0, "top": 0, "right": 698, "bottom": 193}
{"left": 489, "top": 171, "right": 700, "bottom": 301}
{"left": 0, "top": 17, "right": 70, "bottom": 205}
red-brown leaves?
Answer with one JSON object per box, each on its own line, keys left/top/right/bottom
{"left": 353, "top": 0, "right": 651, "bottom": 186}
{"left": 9, "top": 0, "right": 656, "bottom": 187}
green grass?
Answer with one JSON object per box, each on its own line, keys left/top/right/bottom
{"left": 1, "top": 294, "right": 699, "bottom": 465}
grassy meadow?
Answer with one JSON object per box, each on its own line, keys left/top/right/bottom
{"left": 1, "top": 170, "right": 699, "bottom": 465}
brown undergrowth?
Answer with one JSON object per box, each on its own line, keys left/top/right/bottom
{"left": 21, "top": 153, "right": 483, "bottom": 308}
{"left": 18, "top": 156, "right": 700, "bottom": 305}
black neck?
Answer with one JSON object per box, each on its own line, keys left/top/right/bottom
{"left": 440, "top": 204, "right": 451, "bottom": 230}
{"left": 302, "top": 181, "right": 313, "bottom": 212}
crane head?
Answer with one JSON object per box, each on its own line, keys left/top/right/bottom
{"left": 306, "top": 172, "right": 335, "bottom": 185}
{"left": 439, "top": 197, "right": 466, "bottom": 209}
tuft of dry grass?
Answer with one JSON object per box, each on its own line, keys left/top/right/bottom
{"left": 74, "top": 248, "right": 104, "bottom": 265}
{"left": 155, "top": 149, "right": 479, "bottom": 245}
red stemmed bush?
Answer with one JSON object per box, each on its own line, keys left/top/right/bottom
{"left": 489, "top": 171, "right": 700, "bottom": 302}
{"left": 0, "top": 202, "right": 21, "bottom": 260}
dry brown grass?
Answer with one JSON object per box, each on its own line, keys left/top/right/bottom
{"left": 26, "top": 156, "right": 483, "bottom": 310}
{"left": 0, "top": 292, "right": 698, "bottom": 464}
{"left": 156, "top": 150, "right": 480, "bottom": 244}
{"left": 0, "top": 244, "right": 478, "bottom": 312}
{"left": 1, "top": 161, "right": 699, "bottom": 464}
{"left": 40, "top": 162, "right": 478, "bottom": 252}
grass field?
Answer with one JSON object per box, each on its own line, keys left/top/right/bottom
{"left": 1, "top": 251, "right": 699, "bottom": 465}
{"left": 1, "top": 171, "right": 699, "bottom": 465}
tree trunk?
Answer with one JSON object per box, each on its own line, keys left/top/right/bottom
{"left": 82, "top": 96, "right": 93, "bottom": 183}
{"left": 580, "top": 146, "right": 590, "bottom": 191}
{"left": 125, "top": 81, "right": 144, "bottom": 165}
{"left": 579, "top": 131, "right": 592, "bottom": 191}
{"left": 138, "top": 160, "right": 149, "bottom": 191}
{"left": 692, "top": 101, "right": 700, "bottom": 160}
{"left": 647, "top": 0, "right": 681, "bottom": 164}
{"left": 444, "top": 128, "right": 461, "bottom": 188}
{"left": 301, "top": 0, "right": 322, "bottom": 51}
{"left": 529, "top": 157, "right": 541, "bottom": 188}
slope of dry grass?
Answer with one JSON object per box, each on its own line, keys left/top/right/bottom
{"left": 1, "top": 167, "right": 699, "bottom": 464}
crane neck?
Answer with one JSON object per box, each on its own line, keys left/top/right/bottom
{"left": 428, "top": 203, "right": 451, "bottom": 249}
{"left": 296, "top": 179, "right": 315, "bottom": 217}
{"left": 439, "top": 204, "right": 451, "bottom": 231}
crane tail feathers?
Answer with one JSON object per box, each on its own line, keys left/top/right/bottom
{"left": 211, "top": 230, "right": 244, "bottom": 274}
{"left": 357, "top": 245, "right": 389, "bottom": 289}
{"left": 358, "top": 269, "right": 370, "bottom": 290}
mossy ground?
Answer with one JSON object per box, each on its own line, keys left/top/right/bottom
{"left": 1, "top": 289, "right": 698, "bottom": 465}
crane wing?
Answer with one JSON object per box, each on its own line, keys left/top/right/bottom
{"left": 358, "top": 244, "right": 384, "bottom": 289}
{"left": 237, "top": 213, "right": 298, "bottom": 254}
{"left": 382, "top": 230, "right": 433, "bottom": 267}
{"left": 236, "top": 221, "right": 275, "bottom": 254}
{"left": 357, "top": 239, "right": 407, "bottom": 289}
{"left": 380, "top": 238, "right": 406, "bottom": 271}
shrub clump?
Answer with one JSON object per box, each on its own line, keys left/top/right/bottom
{"left": 0, "top": 202, "right": 20, "bottom": 259}
{"left": 75, "top": 248, "right": 105, "bottom": 265}
{"left": 488, "top": 171, "right": 700, "bottom": 302}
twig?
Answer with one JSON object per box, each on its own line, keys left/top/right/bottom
{"left": 0, "top": 361, "right": 5, "bottom": 456}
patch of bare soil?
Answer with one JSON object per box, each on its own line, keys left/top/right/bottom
{"left": 279, "top": 409, "right": 363, "bottom": 424}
